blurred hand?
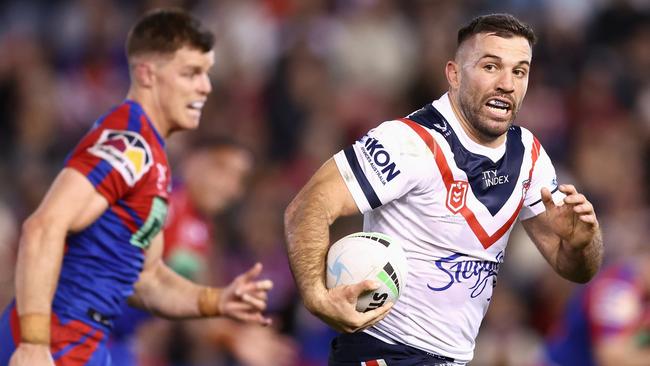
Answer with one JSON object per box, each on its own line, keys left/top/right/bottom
{"left": 541, "top": 184, "right": 599, "bottom": 250}
{"left": 229, "top": 324, "right": 298, "bottom": 366}
{"left": 219, "top": 262, "right": 273, "bottom": 326}
{"left": 9, "top": 343, "right": 54, "bottom": 366}
{"left": 308, "top": 279, "right": 393, "bottom": 333}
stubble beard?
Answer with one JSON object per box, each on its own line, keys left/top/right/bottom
{"left": 458, "top": 91, "right": 516, "bottom": 140}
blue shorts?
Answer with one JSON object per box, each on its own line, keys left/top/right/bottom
{"left": 329, "top": 332, "right": 458, "bottom": 366}
{"left": 0, "top": 301, "right": 111, "bottom": 366}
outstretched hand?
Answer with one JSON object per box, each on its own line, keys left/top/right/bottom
{"left": 219, "top": 262, "right": 273, "bottom": 326}
{"left": 310, "top": 279, "right": 393, "bottom": 333}
{"left": 541, "top": 184, "right": 599, "bottom": 250}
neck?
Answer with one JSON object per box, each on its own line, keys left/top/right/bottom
{"left": 126, "top": 87, "right": 171, "bottom": 138}
{"left": 446, "top": 91, "right": 506, "bottom": 148}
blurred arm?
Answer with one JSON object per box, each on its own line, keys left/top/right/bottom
{"left": 15, "top": 168, "right": 109, "bottom": 344}
{"left": 595, "top": 335, "right": 650, "bottom": 366}
{"left": 129, "top": 233, "right": 272, "bottom": 324}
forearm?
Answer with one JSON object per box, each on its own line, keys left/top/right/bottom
{"left": 555, "top": 229, "right": 603, "bottom": 283}
{"left": 130, "top": 261, "right": 216, "bottom": 319}
{"left": 284, "top": 188, "right": 333, "bottom": 311}
{"left": 14, "top": 218, "right": 67, "bottom": 344}
{"left": 597, "top": 336, "right": 650, "bottom": 366}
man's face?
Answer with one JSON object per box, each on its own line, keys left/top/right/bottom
{"left": 450, "top": 33, "right": 532, "bottom": 139}
{"left": 151, "top": 46, "right": 214, "bottom": 132}
{"left": 186, "top": 147, "right": 253, "bottom": 214}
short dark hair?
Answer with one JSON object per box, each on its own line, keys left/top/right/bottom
{"left": 126, "top": 8, "right": 215, "bottom": 59}
{"left": 457, "top": 13, "right": 536, "bottom": 48}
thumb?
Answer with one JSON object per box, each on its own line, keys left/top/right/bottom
{"left": 350, "top": 279, "right": 379, "bottom": 297}
{"left": 240, "top": 262, "right": 263, "bottom": 282}
{"left": 540, "top": 187, "right": 556, "bottom": 212}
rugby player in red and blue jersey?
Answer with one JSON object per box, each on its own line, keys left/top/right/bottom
{"left": 0, "top": 9, "right": 273, "bottom": 366}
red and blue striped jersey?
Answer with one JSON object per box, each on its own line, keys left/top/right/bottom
{"left": 55, "top": 100, "right": 170, "bottom": 329}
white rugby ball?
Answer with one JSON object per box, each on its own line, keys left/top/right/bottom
{"left": 326, "top": 232, "right": 408, "bottom": 312}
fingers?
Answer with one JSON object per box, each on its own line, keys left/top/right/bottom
{"left": 540, "top": 187, "right": 555, "bottom": 211}
{"left": 239, "top": 262, "right": 263, "bottom": 282}
{"left": 358, "top": 301, "right": 393, "bottom": 330}
{"left": 350, "top": 279, "right": 379, "bottom": 296}
{"left": 558, "top": 184, "right": 577, "bottom": 195}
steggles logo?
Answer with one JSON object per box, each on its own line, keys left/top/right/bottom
{"left": 446, "top": 180, "right": 468, "bottom": 214}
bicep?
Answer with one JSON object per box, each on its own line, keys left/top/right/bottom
{"left": 289, "top": 158, "right": 360, "bottom": 223}
{"left": 521, "top": 213, "right": 560, "bottom": 265}
{"left": 31, "top": 168, "right": 109, "bottom": 232}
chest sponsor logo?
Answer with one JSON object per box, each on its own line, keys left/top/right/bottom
{"left": 482, "top": 169, "right": 510, "bottom": 188}
{"left": 446, "top": 180, "right": 468, "bottom": 214}
{"left": 360, "top": 137, "right": 401, "bottom": 184}
{"left": 427, "top": 251, "right": 503, "bottom": 299}
{"left": 88, "top": 130, "right": 153, "bottom": 186}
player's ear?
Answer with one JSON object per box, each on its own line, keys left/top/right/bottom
{"left": 445, "top": 60, "right": 460, "bottom": 90}
{"left": 131, "top": 61, "right": 155, "bottom": 88}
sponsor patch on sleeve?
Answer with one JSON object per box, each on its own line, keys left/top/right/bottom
{"left": 88, "top": 129, "right": 154, "bottom": 186}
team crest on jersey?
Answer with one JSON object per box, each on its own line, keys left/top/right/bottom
{"left": 446, "top": 180, "right": 468, "bottom": 214}
{"left": 88, "top": 130, "right": 153, "bottom": 186}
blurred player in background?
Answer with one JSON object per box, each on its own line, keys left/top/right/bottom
{"left": 110, "top": 138, "right": 296, "bottom": 366}
{"left": 0, "top": 9, "right": 273, "bottom": 366}
{"left": 285, "top": 13, "right": 603, "bottom": 365}
{"left": 543, "top": 250, "right": 650, "bottom": 366}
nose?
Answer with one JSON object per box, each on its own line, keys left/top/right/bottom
{"left": 496, "top": 71, "right": 515, "bottom": 94}
{"left": 198, "top": 73, "right": 212, "bottom": 95}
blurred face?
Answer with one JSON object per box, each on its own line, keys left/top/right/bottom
{"left": 151, "top": 46, "right": 214, "bottom": 133}
{"left": 185, "top": 147, "right": 253, "bottom": 214}
{"left": 447, "top": 33, "right": 532, "bottom": 143}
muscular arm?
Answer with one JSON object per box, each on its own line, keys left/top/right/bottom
{"left": 521, "top": 185, "right": 602, "bottom": 283}
{"left": 130, "top": 233, "right": 272, "bottom": 324}
{"left": 284, "top": 158, "right": 392, "bottom": 332}
{"left": 284, "top": 159, "right": 359, "bottom": 308}
{"left": 128, "top": 233, "right": 205, "bottom": 318}
{"left": 15, "top": 168, "right": 109, "bottom": 344}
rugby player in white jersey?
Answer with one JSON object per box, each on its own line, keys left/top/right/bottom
{"left": 284, "top": 13, "right": 603, "bottom": 365}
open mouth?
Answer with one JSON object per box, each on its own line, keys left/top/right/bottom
{"left": 484, "top": 98, "right": 512, "bottom": 117}
{"left": 187, "top": 101, "right": 205, "bottom": 113}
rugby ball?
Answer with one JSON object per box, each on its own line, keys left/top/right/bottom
{"left": 326, "top": 232, "right": 408, "bottom": 312}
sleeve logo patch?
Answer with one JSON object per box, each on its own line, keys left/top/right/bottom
{"left": 360, "top": 136, "right": 401, "bottom": 184}
{"left": 88, "top": 129, "right": 154, "bottom": 186}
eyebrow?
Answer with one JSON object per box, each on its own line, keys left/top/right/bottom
{"left": 479, "top": 54, "right": 530, "bottom": 67}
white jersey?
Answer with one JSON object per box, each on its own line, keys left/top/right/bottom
{"left": 333, "top": 93, "right": 562, "bottom": 363}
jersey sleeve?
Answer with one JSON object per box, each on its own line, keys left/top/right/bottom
{"left": 519, "top": 144, "right": 563, "bottom": 220}
{"left": 333, "top": 120, "right": 430, "bottom": 213}
{"left": 65, "top": 109, "right": 154, "bottom": 205}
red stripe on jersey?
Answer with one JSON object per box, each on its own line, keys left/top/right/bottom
{"left": 363, "top": 360, "right": 380, "bottom": 366}
{"left": 110, "top": 204, "right": 139, "bottom": 233}
{"left": 401, "top": 118, "right": 540, "bottom": 249}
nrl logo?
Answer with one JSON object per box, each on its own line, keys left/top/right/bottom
{"left": 446, "top": 180, "right": 468, "bottom": 214}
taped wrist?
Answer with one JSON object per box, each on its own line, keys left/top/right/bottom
{"left": 198, "top": 287, "right": 221, "bottom": 317}
{"left": 19, "top": 313, "right": 51, "bottom": 345}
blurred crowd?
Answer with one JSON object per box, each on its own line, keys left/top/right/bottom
{"left": 0, "top": 0, "right": 648, "bottom": 365}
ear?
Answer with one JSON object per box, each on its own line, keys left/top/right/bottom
{"left": 131, "top": 62, "right": 155, "bottom": 88}
{"left": 445, "top": 60, "right": 460, "bottom": 90}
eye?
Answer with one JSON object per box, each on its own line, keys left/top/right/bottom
{"left": 483, "top": 64, "right": 497, "bottom": 72}
{"left": 513, "top": 68, "right": 528, "bottom": 77}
